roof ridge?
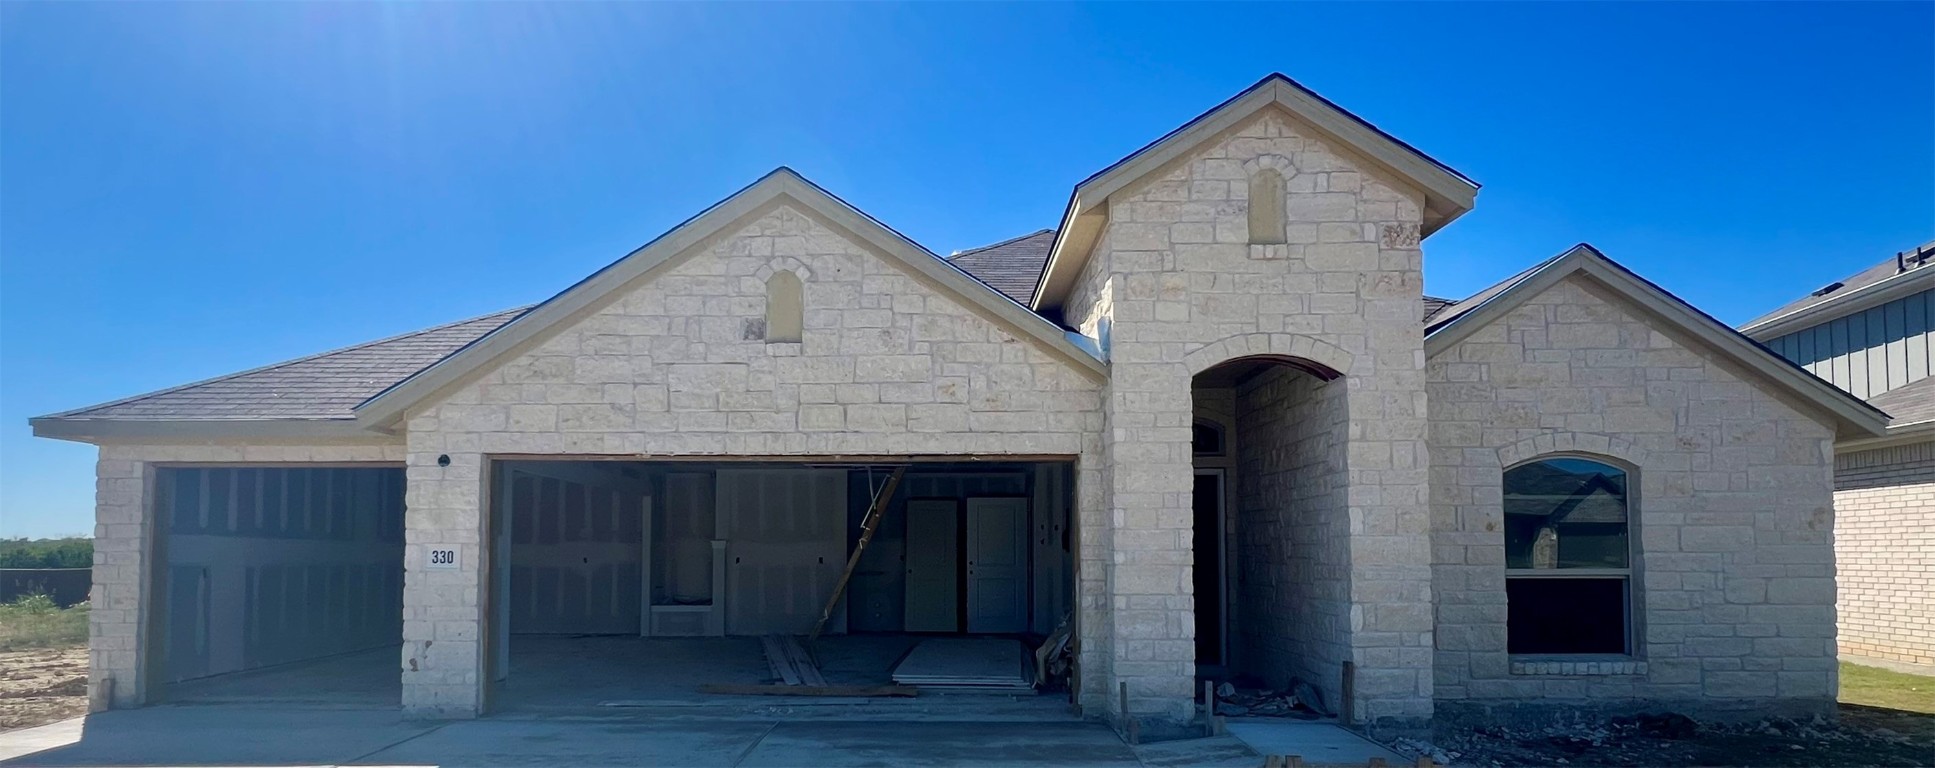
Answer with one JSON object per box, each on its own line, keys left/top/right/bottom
{"left": 948, "top": 229, "right": 1055, "bottom": 260}
{"left": 38, "top": 306, "right": 531, "bottom": 421}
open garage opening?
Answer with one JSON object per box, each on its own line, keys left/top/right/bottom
{"left": 148, "top": 465, "right": 405, "bottom": 707}
{"left": 1193, "top": 355, "right": 1352, "bottom": 719}
{"left": 483, "top": 458, "right": 1079, "bottom": 715}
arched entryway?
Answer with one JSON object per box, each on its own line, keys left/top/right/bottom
{"left": 1187, "top": 334, "right": 1352, "bottom": 708}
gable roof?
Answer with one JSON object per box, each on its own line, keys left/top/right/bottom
{"left": 948, "top": 229, "right": 1055, "bottom": 304}
{"left": 1424, "top": 244, "right": 1890, "bottom": 440}
{"left": 1033, "top": 73, "right": 1480, "bottom": 312}
{"left": 352, "top": 168, "right": 1107, "bottom": 428}
{"left": 31, "top": 308, "right": 525, "bottom": 440}
{"left": 1740, "top": 238, "right": 1935, "bottom": 340}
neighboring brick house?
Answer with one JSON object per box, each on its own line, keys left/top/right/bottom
{"left": 32, "top": 74, "right": 1891, "bottom": 734}
{"left": 1741, "top": 241, "right": 1935, "bottom": 673}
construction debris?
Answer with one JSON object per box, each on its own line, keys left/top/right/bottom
{"left": 1213, "top": 679, "right": 1326, "bottom": 719}
{"left": 1034, "top": 615, "right": 1074, "bottom": 687}
{"left": 760, "top": 634, "right": 825, "bottom": 687}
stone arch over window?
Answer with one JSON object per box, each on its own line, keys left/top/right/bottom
{"left": 1183, "top": 332, "right": 1354, "bottom": 380}
{"left": 763, "top": 270, "right": 804, "bottom": 344}
{"left": 1243, "top": 155, "right": 1295, "bottom": 246}
{"left": 1496, "top": 432, "right": 1648, "bottom": 471}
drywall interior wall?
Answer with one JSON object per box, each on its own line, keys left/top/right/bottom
{"left": 507, "top": 465, "right": 647, "bottom": 635}
{"left": 718, "top": 468, "right": 849, "bottom": 635}
{"left": 655, "top": 471, "right": 715, "bottom": 605}
{"left": 155, "top": 466, "right": 404, "bottom": 683}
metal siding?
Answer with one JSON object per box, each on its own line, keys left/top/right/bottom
{"left": 1867, "top": 307, "right": 1889, "bottom": 397}
{"left": 1888, "top": 298, "right": 1910, "bottom": 389}
{"left": 1910, "top": 294, "right": 1930, "bottom": 382}
{"left": 1766, "top": 288, "right": 1935, "bottom": 398}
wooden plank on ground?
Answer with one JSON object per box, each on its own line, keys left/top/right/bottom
{"left": 782, "top": 635, "right": 827, "bottom": 686}
{"left": 697, "top": 683, "right": 917, "bottom": 698}
{"left": 761, "top": 634, "right": 800, "bottom": 685}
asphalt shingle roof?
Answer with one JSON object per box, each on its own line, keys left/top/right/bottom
{"left": 1867, "top": 375, "right": 1935, "bottom": 427}
{"left": 45, "top": 308, "right": 527, "bottom": 421}
{"left": 946, "top": 229, "right": 1056, "bottom": 305}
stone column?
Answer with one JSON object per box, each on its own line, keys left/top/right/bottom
{"left": 400, "top": 443, "right": 487, "bottom": 717}
{"left": 90, "top": 449, "right": 152, "bottom": 708}
{"left": 1341, "top": 272, "right": 1436, "bottom": 730}
{"left": 1101, "top": 362, "right": 1200, "bottom": 726}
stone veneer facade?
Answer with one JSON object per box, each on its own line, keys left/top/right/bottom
{"left": 74, "top": 100, "right": 1854, "bottom": 732}
{"left": 1832, "top": 442, "right": 1935, "bottom": 671}
{"left": 1427, "top": 275, "right": 1841, "bottom": 719}
{"left": 1062, "top": 109, "right": 1437, "bottom": 728}
{"left": 396, "top": 203, "right": 1106, "bottom": 714}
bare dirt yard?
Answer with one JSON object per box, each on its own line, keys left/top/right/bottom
{"left": 0, "top": 595, "right": 90, "bottom": 732}
{"left": 1396, "top": 662, "right": 1935, "bottom": 767}
{"left": 0, "top": 646, "right": 87, "bottom": 731}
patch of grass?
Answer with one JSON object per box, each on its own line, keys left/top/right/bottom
{"left": 0, "top": 594, "right": 88, "bottom": 651}
{"left": 1841, "top": 661, "right": 1935, "bottom": 715}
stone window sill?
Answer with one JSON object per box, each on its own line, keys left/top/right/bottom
{"left": 1510, "top": 656, "right": 1646, "bottom": 676}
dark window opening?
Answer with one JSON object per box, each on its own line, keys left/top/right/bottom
{"left": 1507, "top": 578, "right": 1629, "bottom": 654}
{"left": 1193, "top": 421, "right": 1225, "bottom": 456}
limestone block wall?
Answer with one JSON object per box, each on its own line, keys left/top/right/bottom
{"left": 1833, "top": 441, "right": 1935, "bottom": 669}
{"left": 1068, "top": 107, "right": 1435, "bottom": 727}
{"left": 88, "top": 440, "right": 406, "bottom": 709}
{"left": 1427, "top": 274, "right": 1840, "bottom": 717}
{"left": 400, "top": 203, "right": 1106, "bottom": 716}
{"left": 1233, "top": 367, "right": 1353, "bottom": 705}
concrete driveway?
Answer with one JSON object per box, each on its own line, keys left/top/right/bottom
{"left": 0, "top": 706, "right": 1286, "bottom": 767}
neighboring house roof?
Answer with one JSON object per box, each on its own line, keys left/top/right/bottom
{"left": 351, "top": 168, "right": 1108, "bottom": 429}
{"left": 1740, "top": 238, "right": 1935, "bottom": 340}
{"left": 1867, "top": 375, "right": 1935, "bottom": 427}
{"left": 947, "top": 229, "right": 1055, "bottom": 305}
{"left": 1033, "top": 72, "right": 1480, "bottom": 313}
{"left": 31, "top": 308, "right": 526, "bottom": 439}
{"left": 1420, "top": 295, "right": 1458, "bottom": 323}
{"left": 1424, "top": 243, "right": 1890, "bottom": 440}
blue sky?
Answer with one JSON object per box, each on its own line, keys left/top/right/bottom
{"left": 2, "top": 3, "right": 1931, "bottom": 538}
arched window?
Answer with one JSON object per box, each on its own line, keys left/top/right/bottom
{"left": 765, "top": 270, "right": 803, "bottom": 343}
{"left": 1247, "top": 169, "right": 1285, "bottom": 245}
{"left": 1503, "top": 456, "right": 1632, "bottom": 655}
{"left": 1192, "top": 420, "right": 1226, "bottom": 457}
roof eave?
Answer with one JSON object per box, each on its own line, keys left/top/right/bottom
{"left": 1835, "top": 419, "right": 1935, "bottom": 453}
{"left": 1739, "top": 265, "right": 1935, "bottom": 340}
{"left": 29, "top": 417, "right": 387, "bottom": 444}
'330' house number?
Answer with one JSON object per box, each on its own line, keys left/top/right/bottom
{"left": 425, "top": 548, "right": 460, "bottom": 570}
